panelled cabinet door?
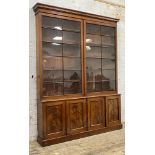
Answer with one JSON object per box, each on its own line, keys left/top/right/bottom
{"left": 87, "top": 97, "right": 106, "bottom": 130}
{"left": 66, "top": 99, "right": 87, "bottom": 134}
{"left": 106, "top": 95, "right": 121, "bottom": 126}
{"left": 45, "top": 101, "right": 66, "bottom": 139}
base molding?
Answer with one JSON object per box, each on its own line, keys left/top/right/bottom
{"left": 38, "top": 123, "right": 122, "bottom": 146}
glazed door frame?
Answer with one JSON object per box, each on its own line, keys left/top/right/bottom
{"left": 83, "top": 20, "right": 118, "bottom": 96}
{"left": 37, "top": 13, "right": 85, "bottom": 99}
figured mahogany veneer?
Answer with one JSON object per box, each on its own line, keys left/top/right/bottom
{"left": 33, "top": 3, "right": 122, "bottom": 146}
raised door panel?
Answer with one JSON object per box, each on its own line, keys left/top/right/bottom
{"left": 45, "top": 101, "right": 66, "bottom": 139}
{"left": 106, "top": 95, "right": 121, "bottom": 126}
{"left": 67, "top": 99, "right": 87, "bottom": 134}
{"left": 87, "top": 97, "right": 106, "bottom": 130}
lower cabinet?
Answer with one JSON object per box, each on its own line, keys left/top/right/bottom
{"left": 87, "top": 97, "right": 106, "bottom": 130}
{"left": 106, "top": 95, "right": 121, "bottom": 126}
{"left": 45, "top": 101, "right": 66, "bottom": 139}
{"left": 41, "top": 94, "right": 122, "bottom": 145}
{"left": 66, "top": 99, "right": 87, "bottom": 134}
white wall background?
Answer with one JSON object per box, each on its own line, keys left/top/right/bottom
{"left": 29, "top": 0, "right": 125, "bottom": 141}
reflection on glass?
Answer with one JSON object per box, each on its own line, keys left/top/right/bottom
{"left": 42, "top": 29, "right": 62, "bottom": 43}
{"left": 42, "top": 16, "right": 62, "bottom": 29}
{"left": 86, "top": 46, "right": 101, "bottom": 58}
{"left": 63, "top": 31, "right": 80, "bottom": 44}
{"left": 43, "top": 57, "right": 62, "bottom": 70}
{"left": 62, "top": 19, "right": 80, "bottom": 31}
{"left": 86, "top": 23, "right": 100, "bottom": 35}
{"left": 42, "top": 42, "right": 62, "bottom": 56}
{"left": 86, "top": 23, "right": 116, "bottom": 92}
{"left": 101, "top": 26, "right": 115, "bottom": 36}
{"left": 86, "top": 34, "right": 101, "bottom": 45}
{"left": 64, "top": 71, "right": 81, "bottom": 81}
{"left": 64, "top": 82, "right": 81, "bottom": 94}
{"left": 102, "top": 36, "right": 115, "bottom": 45}
{"left": 102, "top": 80, "right": 115, "bottom": 91}
{"left": 42, "top": 16, "right": 82, "bottom": 96}
{"left": 102, "top": 59, "right": 115, "bottom": 69}
{"left": 63, "top": 44, "right": 80, "bottom": 57}
{"left": 102, "top": 47, "right": 115, "bottom": 59}
{"left": 87, "top": 81, "right": 102, "bottom": 92}
{"left": 87, "top": 58, "right": 101, "bottom": 70}
{"left": 43, "top": 82, "right": 63, "bottom": 96}
{"left": 102, "top": 69, "right": 115, "bottom": 81}
{"left": 64, "top": 58, "right": 81, "bottom": 70}
{"left": 43, "top": 70, "right": 63, "bottom": 81}
{"left": 87, "top": 69, "right": 101, "bottom": 81}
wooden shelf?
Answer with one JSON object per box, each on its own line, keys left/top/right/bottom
{"left": 86, "top": 44, "right": 115, "bottom": 47}
{"left": 44, "top": 80, "right": 81, "bottom": 83}
{"left": 44, "top": 69, "right": 81, "bottom": 71}
{"left": 43, "top": 55, "right": 80, "bottom": 58}
{"left": 86, "top": 32, "right": 115, "bottom": 37}
{"left": 42, "top": 26, "right": 80, "bottom": 33}
{"left": 42, "top": 40, "right": 81, "bottom": 45}
{"left": 87, "top": 80, "right": 115, "bottom": 83}
{"left": 86, "top": 57, "right": 115, "bottom": 60}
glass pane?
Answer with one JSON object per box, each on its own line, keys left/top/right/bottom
{"left": 86, "top": 46, "right": 101, "bottom": 58}
{"left": 42, "top": 28, "right": 62, "bottom": 43}
{"left": 42, "top": 16, "right": 62, "bottom": 29}
{"left": 64, "top": 70, "right": 81, "bottom": 81}
{"left": 102, "top": 47, "right": 115, "bottom": 59}
{"left": 63, "top": 31, "right": 80, "bottom": 44}
{"left": 109, "top": 80, "right": 116, "bottom": 90}
{"left": 87, "top": 68, "right": 101, "bottom": 81}
{"left": 102, "top": 69, "right": 115, "bottom": 81}
{"left": 42, "top": 16, "right": 82, "bottom": 96}
{"left": 87, "top": 58, "right": 101, "bottom": 70}
{"left": 43, "top": 70, "right": 63, "bottom": 81}
{"left": 102, "top": 36, "right": 115, "bottom": 45}
{"left": 63, "top": 44, "right": 80, "bottom": 57}
{"left": 87, "top": 81, "right": 102, "bottom": 92}
{"left": 102, "top": 59, "right": 115, "bottom": 69}
{"left": 64, "top": 57, "right": 81, "bottom": 70}
{"left": 87, "top": 24, "right": 100, "bottom": 35}
{"left": 43, "top": 82, "right": 63, "bottom": 96}
{"left": 64, "top": 82, "right": 81, "bottom": 94}
{"left": 86, "top": 34, "right": 101, "bottom": 45}
{"left": 102, "top": 80, "right": 115, "bottom": 91}
{"left": 101, "top": 26, "right": 115, "bottom": 36}
{"left": 86, "top": 23, "right": 116, "bottom": 93}
{"left": 43, "top": 57, "right": 62, "bottom": 70}
{"left": 62, "top": 19, "right": 80, "bottom": 32}
{"left": 42, "top": 42, "right": 62, "bottom": 56}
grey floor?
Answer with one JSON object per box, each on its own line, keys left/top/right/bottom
{"left": 30, "top": 126, "right": 125, "bottom": 155}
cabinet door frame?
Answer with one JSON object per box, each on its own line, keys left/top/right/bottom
{"left": 87, "top": 97, "right": 106, "bottom": 130}
{"left": 38, "top": 13, "right": 84, "bottom": 99}
{"left": 44, "top": 101, "right": 66, "bottom": 139}
{"left": 66, "top": 99, "right": 87, "bottom": 135}
{"left": 106, "top": 95, "right": 121, "bottom": 126}
{"left": 83, "top": 20, "right": 118, "bottom": 96}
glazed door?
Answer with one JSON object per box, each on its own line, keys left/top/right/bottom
{"left": 41, "top": 15, "right": 84, "bottom": 97}
{"left": 106, "top": 95, "right": 121, "bottom": 126}
{"left": 45, "top": 101, "right": 66, "bottom": 139}
{"left": 85, "top": 21, "right": 117, "bottom": 94}
{"left": 66, "top": 99, "right": 87, "bottom": 134}
{"left": 87, "top": 97, "right": 106, "bottom": 130}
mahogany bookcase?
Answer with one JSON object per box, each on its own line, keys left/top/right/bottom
{"left": 33, "top": 3, "right": 122, "bottom": 146}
